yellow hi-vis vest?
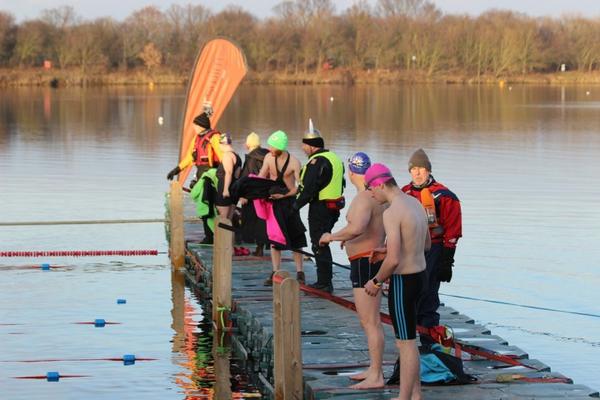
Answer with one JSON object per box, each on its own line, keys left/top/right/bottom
{"left": 300, "top": 150, "right": 344, "bottom": 200}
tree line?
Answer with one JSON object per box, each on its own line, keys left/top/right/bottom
{"left": 1, "top": 0, "right": 599, "bottom": 78}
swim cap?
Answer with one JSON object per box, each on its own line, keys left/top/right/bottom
{"left": 193, "top": 112, "right": 211, "bottom": 129}
{"left": 246, "top": 132, "right": 260, "bottom": 149}
{"left": 267, "top": 130, "right": 288, "bottom": 151}
{"left": 408, "top": 148, "right": 431, "bottom": 171}
{"left": 364, "top": 163, "right": 394, "bottom": 189}
{"left": 302, "top": 118, "right": 324, "bottom": 147}
{"left": 347, "top": 152, "right": 371, "bottom": 175}
{"left": 219, "top": 132, "right": 232, "bottom": 145}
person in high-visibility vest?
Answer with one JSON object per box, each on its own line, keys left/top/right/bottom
{"left": 402, "top": 148, "right": 462, "bottom": 335}
{"left": 293, "top": 119, "right": 345, "bottom": 293}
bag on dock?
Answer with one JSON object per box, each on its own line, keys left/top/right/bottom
{"left": 386, "top": 344, "right": 476, "bottom": 386}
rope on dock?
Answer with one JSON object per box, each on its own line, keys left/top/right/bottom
{"left": 0, "top": 250, "right": 164, "bottom": 257}
{"left": 0, "top": 218, "right": 201, "bottom": 227}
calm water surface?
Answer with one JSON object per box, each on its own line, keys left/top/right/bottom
{"left": 1, "top": 85, "right": 599, "bottom": 394}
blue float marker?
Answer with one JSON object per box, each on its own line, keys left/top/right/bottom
{"left": 117, "top": 299, "right": 127, "bottom": 304}
{"left": 41, "top": 263, "right": 51, "bottom": 270}
{"left": 123, "top": 354, "right": 136, "bottom": 365}
{"left": 46, "top": 372, "right": 60, "bottom": 382}
{"left": 94, "top": 319, "right": 106, "bottom": 327}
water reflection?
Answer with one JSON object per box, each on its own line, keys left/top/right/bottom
{"left": 170, "top": 269, "right": 260, "bottom": 398}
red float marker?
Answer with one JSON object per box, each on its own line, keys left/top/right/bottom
{"left": 14, "top": 374, "right": 89, "bottom": 380}
{"left": 3, "top": 357, "right": 156, "bottom": 363}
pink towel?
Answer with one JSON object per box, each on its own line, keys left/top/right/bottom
{"left": 253, "top": 198, "right": 286, "bottom": 246}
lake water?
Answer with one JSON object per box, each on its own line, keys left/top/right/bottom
{"left": 1, "top": 84, "right": 599, "bottom": 394}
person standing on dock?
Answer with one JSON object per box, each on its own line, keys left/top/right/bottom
{"left": 318, "top": 152, "right": 387, "bottom": 389}
{"left": 166, "top": 112, "right": 221, "bottom": 244}
{"left": 363, "top": 163, "right": 429, "bottom": 400}
{"left": 215, "top": 133, "right": 242, "bottom": 220}
{"left": 240, "top": 132, "right": 269, "bottom": 256}
{"left": 402, "top": 149, "right": 462, "bottom": 337}
{"left": 258, "top": 130, "right": 307, "bottom": 285}
{"left": 294, "top": 120, "right": 345, "bottom": 293}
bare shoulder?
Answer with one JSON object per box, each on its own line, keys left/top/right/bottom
{"left": 289, "top": 154, "right": 302, "bottom": 170}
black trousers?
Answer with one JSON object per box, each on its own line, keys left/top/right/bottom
{"left": 308, "top": 201, "right": 340, "bottom": 286}
{"left": 417, "top": 242, "right": 443, "bottom": 328}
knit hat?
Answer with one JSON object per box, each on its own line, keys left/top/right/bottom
{"left": 246, "top": 132, "right": 260, "bottom": 149}
{"left": 219, "top": 132, "right": 232, "bottom": 145}
{"left": 364, "top": 163, "right": 394, "bottom": 189}
{"left": 408, "top": 148, "right": 431, "bottom": 171}
{"left": 302, "top": 118, "right": 324, "bottom": 148}
{"left": 267, "top": 130, "right": 288, "bottom": 151}
{"left": 348, "top": 152, "right": 371, "bottom": 175}
{"left": 193, "top": 112, "right": 211, "bottom": 129}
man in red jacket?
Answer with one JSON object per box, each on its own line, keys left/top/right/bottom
{"left": 402, "top": 149, "right": 462, "bottom": 334}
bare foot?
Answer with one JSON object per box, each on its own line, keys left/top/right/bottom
{"left": 349, "top": 375, "right": 384, "bottom": 390}
{"left": 348, "top": 369, "right": 368, "bottom": 381}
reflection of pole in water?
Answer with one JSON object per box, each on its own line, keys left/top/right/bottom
{"left": 171, "top": 269, "right": 185, "bottom": 353}
{"left": 213, "top": 330, "right": 232, "bottom": 399}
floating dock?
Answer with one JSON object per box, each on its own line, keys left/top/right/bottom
{"left": 176, "top": 195, "right": 599, "bottom": 399}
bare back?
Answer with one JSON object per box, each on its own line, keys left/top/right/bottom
{"left": 259, "top": 151, "right": 301, "bottom": 193}
{"left": 384, "top": 192, "right": 429, "bottom": 275}
{"left": 344, "top": 191, "right": 387, "bottom": 258}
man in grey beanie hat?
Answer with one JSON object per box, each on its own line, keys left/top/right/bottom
{"left": 402, "top": 148, "right": 462, "bottom": 339}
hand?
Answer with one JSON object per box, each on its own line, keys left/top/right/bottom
{"left": 239, "top": 197, "right": 248, "bottom": 206}
{"left": 364, "top": 279, "right": 380, "bottom": 297}
{"left": 223, "top": 189, "right": 230, "bottom": 198}
{"left": 319, "top": 233, "right": 332, "bottom": 247}
{"left": 167, "top": 166, "right": 181, "bottom": 180}
{"left": 369, "top": 247, "right": 387, "bottom": 264}
{"left": 436, "top": 247, "right": 456, "bottom": 282}
{"left": 270, "top": 193, "right": 285, "bottom": 200}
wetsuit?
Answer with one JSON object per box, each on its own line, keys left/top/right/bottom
{"left": 240, "top": 147, "right": 269, "bottom": 244}
{"left": 215, "top": 152, "right": 242, "bottom": 207}
{"left": 402, "top": 176, "right": 462, "bottom": 329}
{"left": 294, "top": 149, "right": 345, "bottom": 288}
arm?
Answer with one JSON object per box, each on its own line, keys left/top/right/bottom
{"left": 320, "top": 196, "right": 370, "bottom": 245}
{"left": 365, "top": 214, "right": 400, "bottom": 296}
{"left": 257, "top": 154, "right": 271, "bottom": 179}
{"left": 294, "top": 158, "right": 328, "bottom": 209}
{"left": 177, "top": 136, "right": 196, "bottom": 170}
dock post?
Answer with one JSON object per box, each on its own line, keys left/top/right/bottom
{"left": 212, "top": 216, "right": 232, "bottom": 329}
{"left": 273, "top": 272, "right": 302, "bottom": 399}
{"left": 169, "top": 181, "right": 185, "bottom": 269}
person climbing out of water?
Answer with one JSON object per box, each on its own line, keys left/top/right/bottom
{"left": 166, "top": 111, "right": 221, "bottom": 244}
{"left": 215, "top": 132, "right": 242, "bottom": 220}
{"left": 319, "top": 152, "right": 387, "bottom": 389}
{"left": 239, "top": 132, "right": 269, "bottom": 256}
{"left": 402, "top": 149, "right": 462, "bottom": 338}
{"left": 363, "top": 163, "right": 430, "bottom": 400}
{"left": 258, "top": 130, "right": 307, "bottom": 285}
{"left": 293, "top": 119, "right": 345, "bottom": 293}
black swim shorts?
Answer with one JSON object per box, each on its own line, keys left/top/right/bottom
{"left": 350, "top": 257, "right": 382, "bottom": 288}
{"left": 388, "top": 271, "right": 426, "bottom": 340}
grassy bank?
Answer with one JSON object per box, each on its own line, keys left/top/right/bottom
{"left": 3, "top": 67, "right": 600, "bottom": 87}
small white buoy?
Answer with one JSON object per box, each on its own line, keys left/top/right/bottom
{"left": 158, "top": 116, "right": 164, "bottom": 125}
{"left": 586, "top": 91, "right": 590, "bottom": 96}
{"left": 330, "top": 96, "right": 334, "bottom": 102}
{"left": 508, "top": 86, "right": 512, "bottom": 91}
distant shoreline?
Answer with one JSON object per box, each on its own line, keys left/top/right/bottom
{"left": 3, "top": 68, "right": 600, "bottom": 87}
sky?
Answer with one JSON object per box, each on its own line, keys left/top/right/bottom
{"left": 3, "top": 0, "right": 600, "bottom": 22}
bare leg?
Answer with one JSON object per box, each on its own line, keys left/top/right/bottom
{"left": 390, "top": 339, "right": 422, "bottom": 400}
{"left": 217, "top": 205, "right": 233, "bottom": 220}
{"left": 349, "top": 288, "right": 384, "bottom": 389}
{"left": 293, "top": 250, "right": 303, "bottom": 272}
{"left": 271, "top": 247, "right": 282, "bottom": 272}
